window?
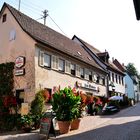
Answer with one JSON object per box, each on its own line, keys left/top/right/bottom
{"left": 85, "top": 68, "right": 89, "bottom": 80}
{"left": 102, "top": 78, "right": 105, "bottom": 85}
{"left": 89, "top": 71, "right": 92, "bottom": 81}
{"left": 116, "top": 74, "right": 118, "bottom": 83}
{"left": 80, "top": 68, "right": 84, "bottom": 78}
{"left": 96, "top": 75, "right": 100, "bottom": 84}
{"left": 51, "top": 55, "right": 58, "bottom": 69}
{"left": 9, "top": 29, "right": 16, "bottom": 41}
{"left": 76, "top": 65, "right": 80, "bottom": 77}
{"left": 65, "top": 61, "right": 71, "bottom": 74}
{"left": 100, "top": 77, "right": 105, "bottom": 85}
{"left": 44, "top": 53, "right": 51, "bottom": 68}
{"left": 122, "top": 77, "right": 124, "bottom": 85}
{"left": 119, "top": 76, "right": 121, "bottom": 84}
{"left": 39, "top": 51, "right": 44, "bottom": 66}
{"left": 2, "top": 14, "right": 7, "bottom": 23}
{"left": 58, "top": 59, "right": 65, "bottom": 72}
{"left": 112, "top": 73, "right": 114, "bottom": 82}
{"left": 71, "top": 64, "right": 76, "bottom": 76}
{"left": 108, "top": 72, "right": 111, "bottom": 80}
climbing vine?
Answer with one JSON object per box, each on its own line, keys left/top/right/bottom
{"left": 0, "top": 62, "right": 15, "bottom": 96}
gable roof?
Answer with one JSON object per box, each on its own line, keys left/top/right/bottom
{"left": 72, "top": 35, "right": 125, "bottom": 75}
{"left": 113, "top": 59, "right": 126, "bottom": 72}
{"left": 1, "top": 3, "right": 106, "bottom": 72}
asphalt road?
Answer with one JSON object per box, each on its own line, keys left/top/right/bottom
{"left": 56, "top": 103, "right": 140, "bottom": 140}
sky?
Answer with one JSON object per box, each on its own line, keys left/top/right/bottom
{"left": 0, "top": 0, "right": 140, "bottom": 72}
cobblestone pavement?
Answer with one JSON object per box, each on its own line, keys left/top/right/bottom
{"left": 53, "top": 103, "right": 140, "bottom": 140}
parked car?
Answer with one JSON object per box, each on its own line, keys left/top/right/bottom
{"left": 102, "top": 104, "right": 120, "bottom": 115}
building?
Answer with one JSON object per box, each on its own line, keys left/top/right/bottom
{"left": 113, "top": 59, "right": 140, "bottom": 101}
{"left": 72, "top": 35, "right": 126, "bottom": 97}
{"left": 0, "top": 3, "right": 108, "bottom": 106}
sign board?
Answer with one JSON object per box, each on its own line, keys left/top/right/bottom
{"left": 40, "top": 112, "right": 56, "bottom": 139}
{"left": 15, "top": 56, "right": 25, "bottom": 68}
{"left": 15, "top": 68, "right": 25, "bottom": 76}
{"left": 21, "top": 103, "right": 29, "bottom": 116}
{"left": 76, "top": 81, "right": 98, "bottom": 91}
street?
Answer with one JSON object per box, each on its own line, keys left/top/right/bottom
{"left": 56, "top": 103, "right": 140, "bottom": 140}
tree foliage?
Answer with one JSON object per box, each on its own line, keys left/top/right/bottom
{"left": 0, "top": 62, "right": 15, "bottom": 96}
{"left": 126, "top": 63, "right": 138, "bottom": 76}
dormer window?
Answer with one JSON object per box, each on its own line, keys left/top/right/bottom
{"left": 77, "top": 51, "right": 81, "bottom": 56}
{"left": 87, "top": 57, "right": 91, "bottom": 60}
{"left": 2, "top": 14, "right": 7, "bottom": 23}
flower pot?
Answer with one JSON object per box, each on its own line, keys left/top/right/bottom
{"left": 22, "top": 126, "right": 32, "bottom": 133}
{"left": 58, "top": 121, "right": 71, "bottom": 134}
{"left": 71, "top": 118, "right": 81, "bottom": 130}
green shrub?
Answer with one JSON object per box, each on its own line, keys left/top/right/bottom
{"left": 30, "top": 90, "right": 45, "bottom": 115}
{"left": 51, "top": 87, "right": 81, "bottom": 121}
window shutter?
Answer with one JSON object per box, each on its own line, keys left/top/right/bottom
{"left": 76, "top": 65, "right": 80, "bottom": 77}
{"left": 39, "top": 51, "right": 44, "bottom": 66}
{"left": 51, "top": 55, "right": 58, "bottom": 69}
{"left": 85, "top": 68, "right": 89, "bottom": 80}
{"left": 92, "top": 73, "right": 97, "bottom": 82}
{"left": 65, "top": 61, "right": 71, "bottom": 74}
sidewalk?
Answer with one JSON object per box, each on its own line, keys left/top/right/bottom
{"left": 54, "top": 105, "right": 135, "bottom": 139}
{"left": 0, "top": 105, "right": 135, "bottom": 140}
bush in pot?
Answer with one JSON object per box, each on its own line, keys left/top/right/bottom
{"left": 18, "top": 114, "right": 33, "bottom": 132}
{"left": 30, "top": 90, "right": 46, "bottom": 129}
{"left": 51, "top": 87, "right": 81, "bottom": 133}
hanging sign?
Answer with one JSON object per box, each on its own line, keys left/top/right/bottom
{"left": 15, "top": 68, "right": 25, "bottom": 76}
{"left": 15, "top": 56, "right": 25, "bottom": 68}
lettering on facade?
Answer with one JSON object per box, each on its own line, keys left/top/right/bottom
{"left": 76, "top": 81, "right": 98, "bottom": 91}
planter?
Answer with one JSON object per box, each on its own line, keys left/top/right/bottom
{"left": 71, "top": 118, "right": 81, "bottom": 130}
{"left": 58, "top": 121, "right": 71, "bottom": 134}
{"left": 22, "top": 126, "right": 32, "bottom": 133}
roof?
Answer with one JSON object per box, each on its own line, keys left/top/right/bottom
{"left": 72, "top": 35, "right": 125, "bottom": 75}
{"left": 108, "top": 60, "right": 125, "bottom": 75}
{"left": 97, "top": 52, "right": 109, "bottom": 58}
{"left": 1, "top": 3, "right": 106, "bottom": 72}
{"left": 113, "top": 59, "right": 126, "bottom": 72}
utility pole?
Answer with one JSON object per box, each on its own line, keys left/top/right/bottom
{"left": 18, "top": 0, "right": 21, "bottom": 11}
{"left": 42, "top": 10, "right": 48, "bottom": 25}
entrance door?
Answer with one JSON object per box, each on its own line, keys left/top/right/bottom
{"left": 16, "top": 89, "right": 24, "bottom": 105}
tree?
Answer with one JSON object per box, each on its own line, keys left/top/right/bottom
{"left": 126, "top": 63, "right": 138, "bottom": 76}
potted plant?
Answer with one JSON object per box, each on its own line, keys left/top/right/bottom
{"left": 19, "top": 114, "right": 33, "bottom": 132}
{"left": 30, "top": 90, "right": 46, "bottom": 129}
{"left": 51, "top": 87, "right": 81, "bottom": 133}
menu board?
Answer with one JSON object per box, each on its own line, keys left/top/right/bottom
{"left": 40, "top": 112, "right": 55, "bottom": 139}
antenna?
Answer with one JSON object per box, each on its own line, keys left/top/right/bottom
{"left": 42, "top": 10, "right": 48, "bottom": 25}
{"left": 18, "top": 0, "right": 21, "bottom": 11}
